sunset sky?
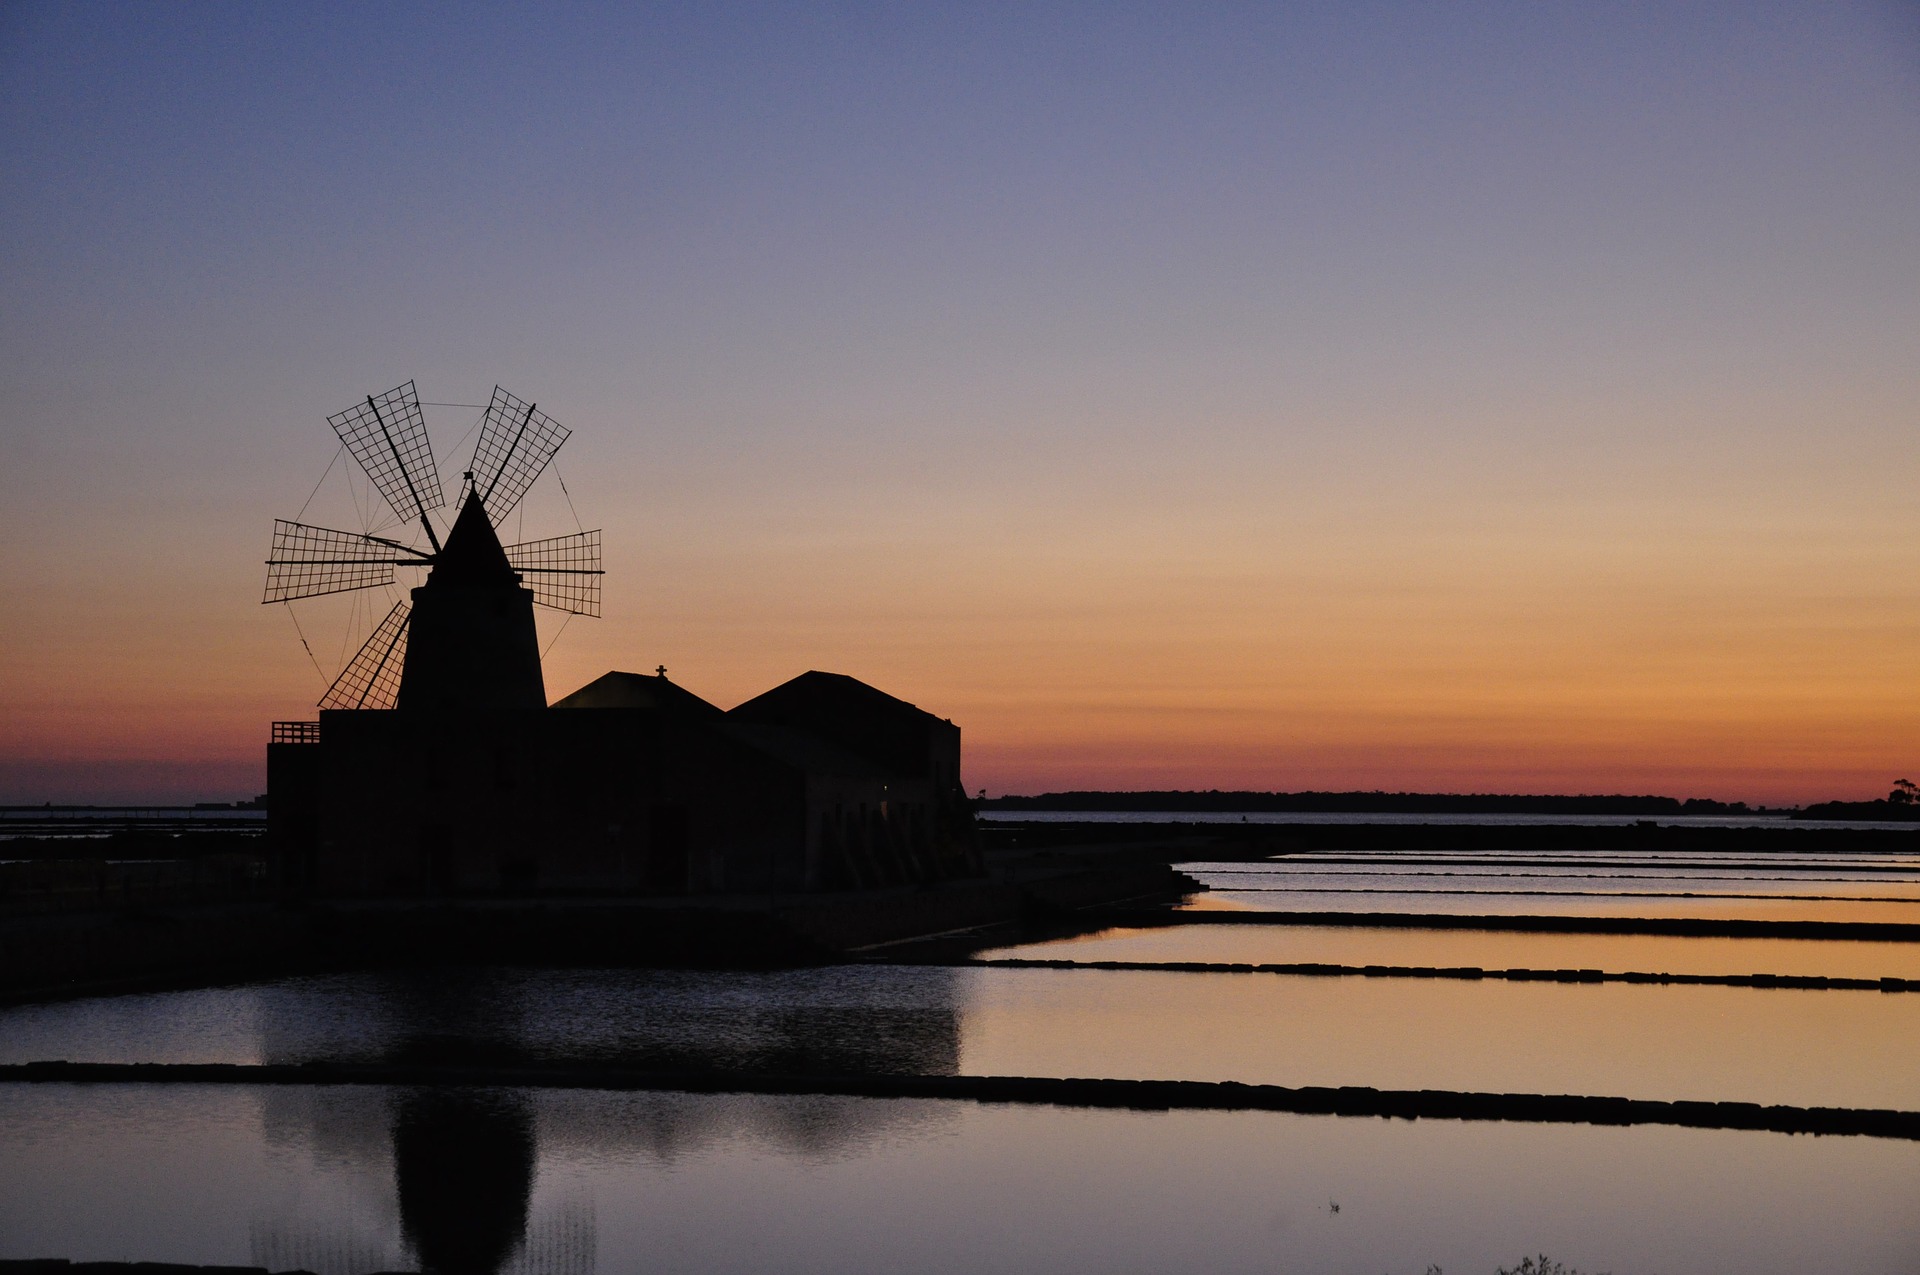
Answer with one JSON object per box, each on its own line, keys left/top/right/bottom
{"left": 3, "top": 3, "right": 1918, "bottom": 805}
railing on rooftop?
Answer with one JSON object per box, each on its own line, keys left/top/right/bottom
{"left": 271, "top": 721, "right": 322, "bottom": 745}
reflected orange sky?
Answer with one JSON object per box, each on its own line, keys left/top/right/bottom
{"left": 992, "top": 925, "right": 1920, "bottom": 982}
{"left": 954, "top": 966, "right": 1919, "bottom": 1110}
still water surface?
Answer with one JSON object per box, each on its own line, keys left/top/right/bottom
{"left": 2, "top": 962, "right": 1911, "bottom": 1108}
{"left": 990, "top": 922, "right": 1920, "bottom": 980}
{"left": 4, "top": 1084, "right": 1917, "bottom": 1275}
{"left": 3, "top": 844, "right": 1916, "bottom": 1272}
{"left": 1181, "top": 848, "right": 1920, "bottom": 923}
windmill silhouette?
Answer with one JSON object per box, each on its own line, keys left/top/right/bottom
{"left": 264, "top": 381, "right": 601, "bottom": 711}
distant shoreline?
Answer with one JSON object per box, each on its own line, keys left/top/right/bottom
{"left": 980, "top": 790, "right": 1920, "bottom": 823}
{"left": 981, "top": 790, "right": 1774, "bottom": 815}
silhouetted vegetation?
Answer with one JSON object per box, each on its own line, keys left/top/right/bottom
{"left": 1777, "top": 776, "right": 1920, "bottom": 821}
{"left": 1793, "top": 797, "right": 1920, "bottom": 822}
{"left": 1421, "top": 1257, "right": 1611, "bottom": 1275}
{"left": 983, "top": 816, "right": 1920, "bottom": 859}
{"left": 1495, "top": 1258, "right": 1609, "bottom": 1275}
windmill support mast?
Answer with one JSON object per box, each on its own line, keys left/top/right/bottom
{"left": 368, "top": 395, "right": 443, "bottom": 554}
{"left": 355, "top": 530, "right": 436, "bottom": 557}
{"left": 481, "top": 401, "right": 537, "bottom": 508}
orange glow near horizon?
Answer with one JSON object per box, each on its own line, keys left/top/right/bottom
{"left": 5, "top": 446, "right": 1919, "bottom": 806}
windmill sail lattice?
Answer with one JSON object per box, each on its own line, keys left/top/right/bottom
{"left": 504, "top": 529, "right": 602, "bottom": 616}
{"left": 263, "top": 520, "right": 431, "bottom": 603}
{"left": 270, "top": 381, "right": 602, "bottom": 710}
{"left": 327, "top": 381, "right": 444, "bottom": 528}
{"left": 319, "top": 599, "right": 411, "bottom": 710}
{"left": 470, "top": 386, "right": 570, "bottom": 520}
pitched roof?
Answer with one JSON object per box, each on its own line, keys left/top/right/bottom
{"left": 728, "top": 671, "right": 949, "bottom": 777}
{"left": 731, "top": 670, "right": 936, "bottom": 721}
{"left": 551, "top": 670, "right": 725, "bottom": 716}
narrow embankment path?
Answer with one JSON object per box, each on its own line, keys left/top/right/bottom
{"left": 939, "top": 955, "right": 1920, "bottom": 991}
{"left": 6, "top": 1060, "right": 1916, "bottom": 1141}
{"left": 1110, "top": 910, "right": 1920, "bottom": 940}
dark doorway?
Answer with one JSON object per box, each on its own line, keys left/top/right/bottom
{"left": 646, "top": 803, "right": 690, "bottom": 895}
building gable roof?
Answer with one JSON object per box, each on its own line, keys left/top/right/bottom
{"left": 728, "top": 670, "right": 949, "bottom": 778}
{"left": 552, "top": 670, "right": 725, "bottom": 716}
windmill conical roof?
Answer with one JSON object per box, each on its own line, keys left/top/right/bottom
{"left": 428, "top": 491, "right": 517, "bottom": 586}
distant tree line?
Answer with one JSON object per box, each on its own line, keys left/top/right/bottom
{"left": 980, "top": 790, "right": 1758, "bottom": 815}
{"left": 1793, "top": 778, "right": 1920, "bottom": 822}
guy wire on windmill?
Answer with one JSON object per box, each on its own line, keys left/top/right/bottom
{"left": 263, "top": 381, "right": 603, "bottom": 711}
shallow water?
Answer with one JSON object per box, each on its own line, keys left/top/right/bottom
{"left": 3, "top": 963, "right": 1913, "bottom": 1109}
{"left": 954, "top": 966, "right": 1916, "bottom": 1108}
{"left": 3, "top": 1084, "right": 1916, "bottom": 1274}
{"left": 1179, "top": 849, "right": 1920, "bottom": 923}
{"left": 1196, "top": 890, "right": 1920, "bottom": 921}
{"left": 0, "top": 966, "right": 968, "bottom": 1076}
{"left": 987, "top": 922, "right": 1920, "bottom": 980}
{"left": 4, "top": 838, "right": 1917, "bottom": 1272}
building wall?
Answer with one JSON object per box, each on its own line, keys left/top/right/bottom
{"left": 270, "top": 675, "right": 977, "bottom": 899}
{"left": 300, "top": 710, "right": 829, "bottom": 898}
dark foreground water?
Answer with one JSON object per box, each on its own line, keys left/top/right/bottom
{"left": 2, "top": 842, "right": 1916, "bottom": 1273}
{"left": 4, "top": 1083, "right": 1917, "bottom": 1275}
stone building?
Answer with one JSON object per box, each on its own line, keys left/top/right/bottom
{"left": 269, "top": 666, "right": 975, "bottom": 897}
{"left": 266, "top": 400, "right": 973, "bottom": 899}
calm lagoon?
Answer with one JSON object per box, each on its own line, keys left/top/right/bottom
{"left": 2, "top": 962, "right": 1912, "bottom": 1109}
{"left": 3, "top": 842, "right": 1915, "bottom": 1272}
{"left": 3, "top": 1084, "right": 1917, "bottom": 1274}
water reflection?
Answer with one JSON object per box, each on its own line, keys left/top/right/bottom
{"left": 231, "top": 969, "right": 969, "bottom": 1272}
{"left": 243, "top": 966, "right": 964, "bottom": 1077}
{"left": 392, "top": 1089, "right": 535, "bottom": 1274}
{"left": 988, "top": 923, "right": 1920, "bottom": 980}
{"left": 5, "top": 1084, "right": 1917, "bottom": 1274}
{"left": 254, "top": 975, "right": 547, "bottom": 1273}
{"left": 246, "top": 1085, "right": 600, "bottom": 1275}
{"left": 241, "top": 1085, "right": 970, "bottom": 1272}
{"left": 1179, "top": 849, "right": 1920, "bottom": 925}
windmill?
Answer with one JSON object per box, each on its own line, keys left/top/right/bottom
{"left": 264, "top": 381, "right": 602, "bottom": 712}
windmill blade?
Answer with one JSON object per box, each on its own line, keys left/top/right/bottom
{"left": 327, "top": 381, "right": 445, "bottom": 542}
{"left": 469, "top": 386, "right": 570, "bottom": 520}
{"left": 319, "top": 598, "right": 411, "bottom": 710}
{"left": 264, "top": 520, "right": 433, "bottom": 604}
{"left": 504, "top": 528, "right": 603, "bottom": 617}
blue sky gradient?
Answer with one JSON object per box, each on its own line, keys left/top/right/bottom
{"left": 3, "top": 3, "right": 1918, "bottom": 802}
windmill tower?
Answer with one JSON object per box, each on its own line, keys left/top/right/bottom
{"left": 264, "top": 381, "right": 601, "bottom": 711}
